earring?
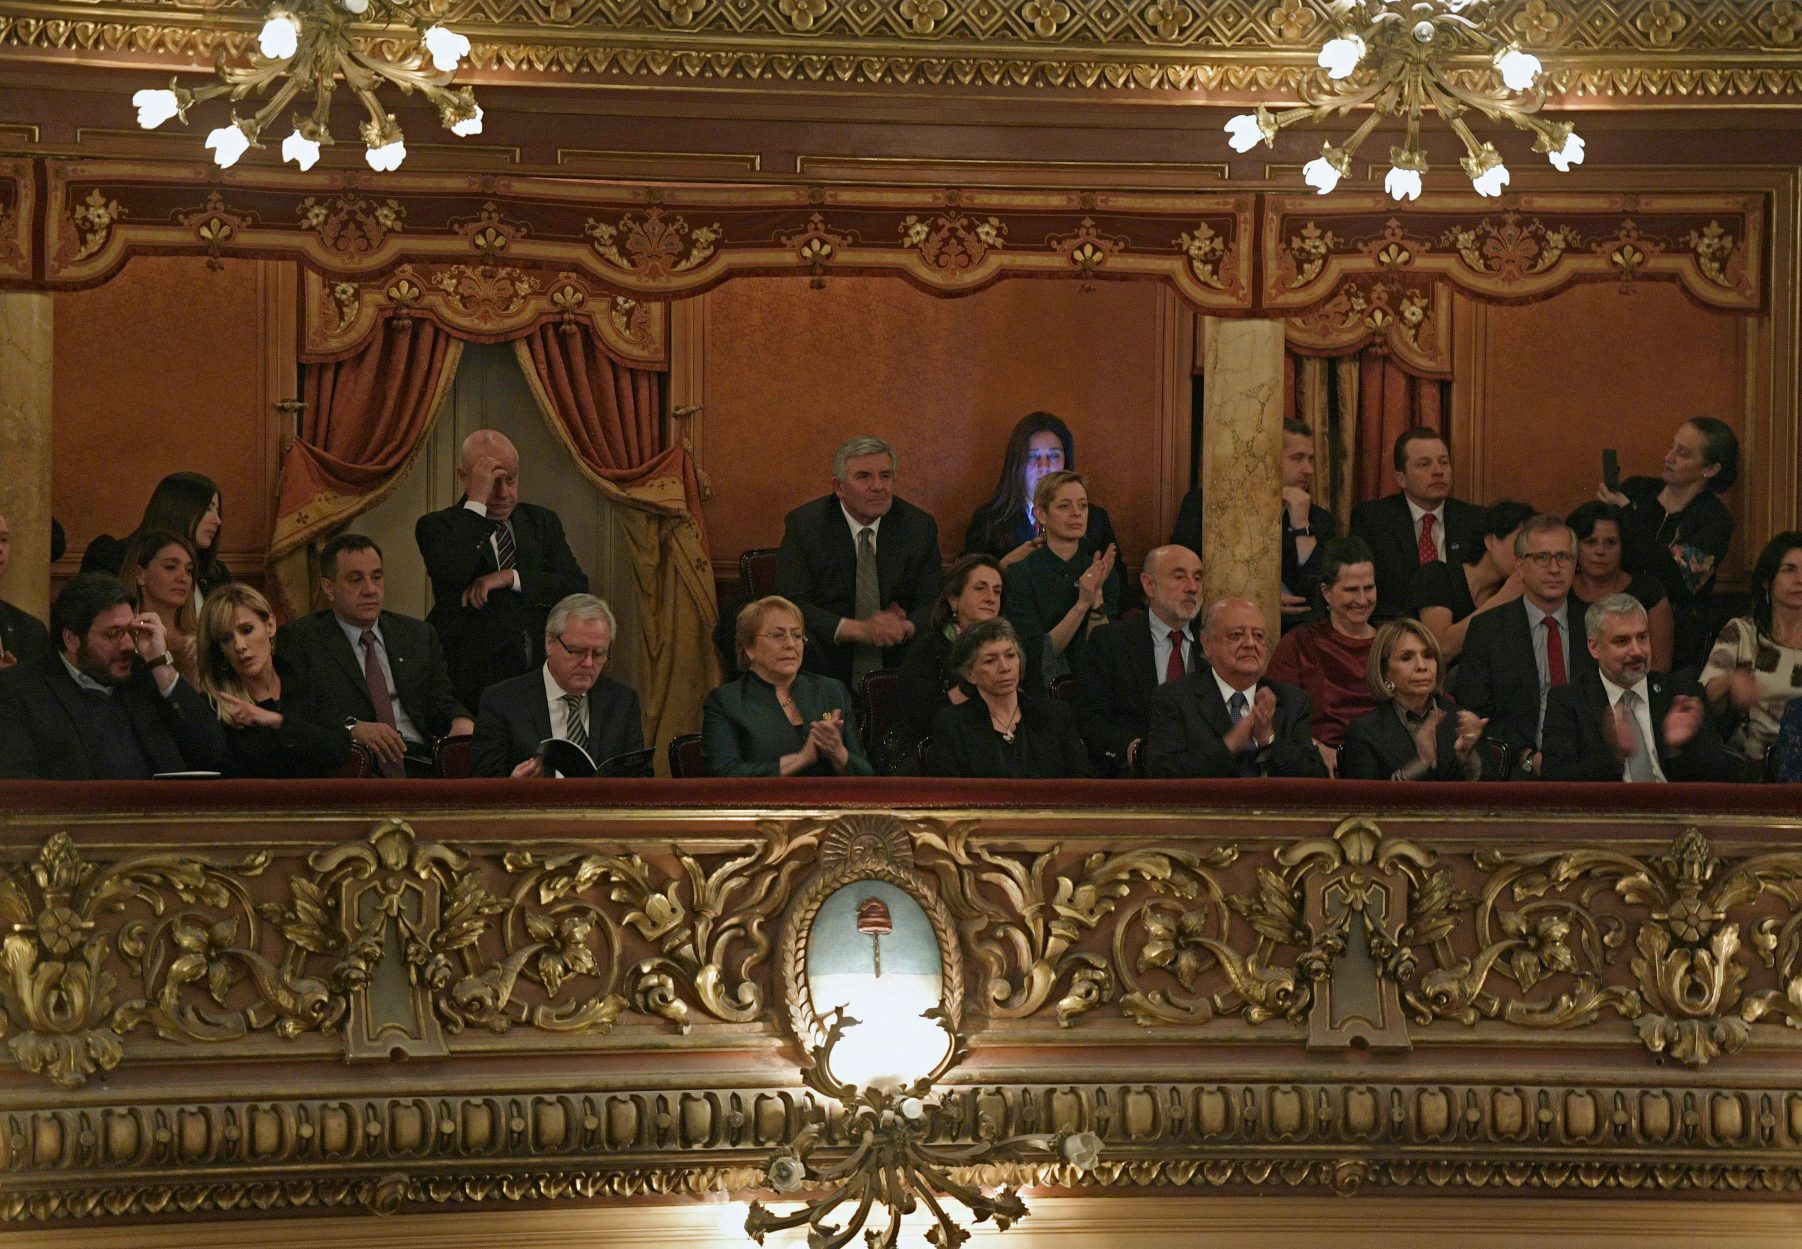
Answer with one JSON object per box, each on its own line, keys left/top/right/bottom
{"left": 1382, "top": 679, "right": 1395, "bottom": 694}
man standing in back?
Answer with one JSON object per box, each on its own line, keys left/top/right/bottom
{"left": 775, "top": 435, "right": 942, "bottom": 687}
{"left": 1350, "top": 426, "right": 1485, "bottom": 615}
{"left": 416, "top": 429, "right": 590, "bottom": 712}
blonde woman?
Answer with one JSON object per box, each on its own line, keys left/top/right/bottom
{"left": 196, "top": 584, "right": 349, "bottom": 777}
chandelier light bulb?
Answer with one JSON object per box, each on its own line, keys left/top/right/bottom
{"left": 1317, "top": 34, "right": 1366, "bottom": 80}
{"left": 1549, "top": 131, "right": 1586, "bottom": 171}
{"left": 1384, "top": 165, "right": 1423, "bottom": 202}
{"left": 450, "top": 104, "right": 485, "bottom": 138}
{"left": 259, "top": 11, "right": 300, "bottom": 61}
{"left": 423, "top": 25, "right": 472, "bottom": 73}
{"left": 1303, "top": 156, "right": 1344, "bottom": 195}
{"left": 282, "top": 128, "right": 322, "bottom": 171}
{"left": 205, "top": 120, "right": 254, "bottom": 169}
{"left": 1223, "top": 113, "right": 1266, "bottom": 154}
{"left": 338, "top": 0, "right": 370, "bottom": 13}
{"left": 366, "top": 137, "right": 407, "bottom": 172}
{"left": 132, "top": 87, "right": 181, "bottom": 130}
{"left": 1494, "top": 46, "right": 1542, "bottom": 92}
{"left": 1469, "top": 161, "right": 1510, "bottom": 198}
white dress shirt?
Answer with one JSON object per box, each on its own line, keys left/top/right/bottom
{"left": 833, "top": 504, "right": 885, "bottom": 641}
{"left": 334, "top": 616, "right": 425, "bottom": 745}
{"left": 1406, "top": 497, "right": 1447, "bottom": 562}
{"left": 1599, "top": 672, "right": 1668, "bottom": 782}
{"left": 1149, "top": 612, "right": 1193, "bottom": 686}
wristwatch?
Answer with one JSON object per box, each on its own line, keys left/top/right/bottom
{"left": 344, "top": 715, "right": 361, "bottom": 730}
{"left": 1288, "top": 524, "right": 1313, "bottom": 537}
{"left": 143, "top": 652, "right": 174, "bottom": 671}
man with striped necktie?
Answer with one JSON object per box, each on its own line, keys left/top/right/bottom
{"left": 417, "top": 429, "right": 591, "bottom": 712}
{"left": 470, "top": 593, "right": 644, "bottom": 778}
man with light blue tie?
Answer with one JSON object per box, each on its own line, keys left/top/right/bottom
{"left": 1144, "top": 597, "right": 1327, "bottom": 779}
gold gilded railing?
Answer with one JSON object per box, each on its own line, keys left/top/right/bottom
{"left": 3, "top": 778, "right": 1801, "bottom": 1224}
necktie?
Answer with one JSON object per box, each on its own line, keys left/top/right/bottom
{"left": 1165, "top": 631, "right": 1187, "bottom": 685}
{"left": 1618, "top": 688, "right": 1656, "bottom": 782}
{"left": 562, "top": 693, "right": 588, "bottom": 753}
{"left": 853, "top": 527, "right": 881, "bottom": 683}
{"left": 1228, "top": 690, "right": 1258, "bottom": 776}
{"left": 1417, "top": 512, "right": 1438, "bottom": 565}
{"left": 494, "top": 521, "right": 517, "bottom": 572}
{"left": 359, "top": 630, "right": 405, "bottom": 778}
{"left": 1544, "top": 616, "right": 1568, "bottom": 687}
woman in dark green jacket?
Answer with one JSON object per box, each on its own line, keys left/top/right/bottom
{"left": 703, "top": 595, "right": 873, "bottom": 777}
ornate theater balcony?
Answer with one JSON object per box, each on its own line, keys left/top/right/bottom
{"left": 3, "top": 779, "right": 1801, "bottom": 1240}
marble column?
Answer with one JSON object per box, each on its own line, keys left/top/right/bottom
{"left": 0, "top": 291, "right": 52, "bottom": 624}
{"left": 1199, "top": 317, "right": 1286, "bottom": 632}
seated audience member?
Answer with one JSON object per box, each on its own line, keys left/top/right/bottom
{"left": 416, "top": 429, "right": 590, "bottom": 712}
{"left": 472, "top": 594, "right": 643, "bottom": 778}
{"left": 1599, "top": 417, "right": 1739, "bottom": 666}
{"left": 1453, "top": 515, "right": 1596, "bottom": 778}
{"left": 1075, "top": 544, "right": 1204, "bottom": 776}
{"left": 775, "top": 435, "right": 942, "bottom": 687}
{"left": 195, "top": 584, "right": 350, "bottom": 778}
{"left": 275, "top": 534, "right": 472, "bottom": 778}
{"left": 963, "top": 412, "right": 1120, "bottom": 570}
{"left": 1542, "top": 593, "right": 1753, "bottom": 782}
{"left": 896, "top": 554, "right": 1006, "bottom": 751}
{"left": 1341, "top": 619, "right": 1487, "bottom": 781}
{"left": 1145, "top": 597, "right": 1328, "bottom": 779}
{"left": 82, "top": 471, "right": 230, "bottom": 597}
{"left": 1411, "top": 499, "right": 1535, "bottom": 663}
{"left": 1172, "top": 420, "right": 1335, "bottom": 630}
{"left": 1267, "top": 536, "right": 1380, "bottom": 774}
{"left": 0, "top": 573, "right": 225, "bottom": 779}
{"left": 1700, "top": 531, "right": 1802, "bottom": 772}
{"left": 1004, "top": 470, "right": 1120, "bottom": 686}
{"left": 1350, "top": 426, "right": 1485, "bottom": 616}
{"left": 925, "top": 618, "right": 1090, "bottom": 778}
{"left": 1567, "top": 501, "right": 1674, "bottom": 673}
{"left": 703, "top": 595, "right": 873, "bottom": 777}
{"left": 121, "top": 529, "right": 200, "bottom": 686}
{"left": 0, "top": 512, "right": 51, "bottom": 668}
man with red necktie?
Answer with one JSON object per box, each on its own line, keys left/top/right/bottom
{"left": 1349, "top": 426, "right": 1486, "bottom": 618}
{"left": 1453, "top": 514, "right": 1597, "bottom": 778}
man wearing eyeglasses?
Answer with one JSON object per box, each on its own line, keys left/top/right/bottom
{"left": 0, "top": 573, "right": 224, "bottom": 779}
{"left": 1454, "top": 514, "right": 1597, "bottom": 778}
{"left": 470, "top": 593, "right": 643, "bottom": 778}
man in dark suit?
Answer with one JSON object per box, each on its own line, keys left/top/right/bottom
{"left": 471, "top": 593, "right": 644, "bottom": 777}
{"left": 775, "top": 435, "right": 942, "bottom": 687}
{"left": 275, "top": 534, "right": 472, "bottom": 778}
{"left": 1453, "top": 515, "right": 1596, "bottom": 778}
{"left": 1349, "top": 426, "right": 1485, "bottom": 616}
{"left": 1543, "top": 592, "right": 1755, "bottom": 782}
{"left": 1171, "top": 420, "right": 1336, "bottom": 631}
{"left": 0, "top": 573, "right": 224, "bottom": 779}
{"left": 1076, "top": 544, "right": 1204, "bottom": 775}
{"left": 0, "top": 512, "right": 50, "bottom": 669}
{"left": 1145, "top": 597, "right": 1328, "bottom": 779}
{"left": 416, "top": 429, "right": 591, "bottom": 711}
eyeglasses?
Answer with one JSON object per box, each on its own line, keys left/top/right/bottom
{"left": 1521, "top": 551, "right": 1577, "bottom": 568}
{"left": 758, "top": 629, "right": 807, "bottom": 644}
{"left": 552, "top": 636, "right": 609, "bottom": 664}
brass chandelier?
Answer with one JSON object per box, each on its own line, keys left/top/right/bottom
{"left": 744, "top": 1010, "right": 1102, "bottom": 1249}
{"left": 131, "top": 0, "right": 481, "bottom": 173}
{"left": 1225, "top": 0, "right": 1584, "bottom": 200}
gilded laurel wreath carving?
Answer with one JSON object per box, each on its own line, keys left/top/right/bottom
{"left": 6, "top": 818, "right": 1802, "bottom": 1090}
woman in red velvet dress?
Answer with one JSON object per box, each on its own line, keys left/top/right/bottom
{"left": 1266, "top": 536, "right": 1380, "bottom": 776}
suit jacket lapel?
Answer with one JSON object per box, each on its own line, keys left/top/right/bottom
{"left": 1196, "top": 675, "right": 1236, "bottom": 739}
{"left": 1138, "top": 616, "right": 1163, "bottom": 689}
{"left": 380, "top": 614, "right": 419, "bottom": 710}
{"left": 874, "top": 508, "right": 905, "bottom": 604}
{"left": 324, "top": 616, "right": 371, "bottom": 706}
{"left": 42, "top": 661, "right": 103, "bottom": 777}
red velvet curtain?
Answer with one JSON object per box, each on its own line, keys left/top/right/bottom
{"left": 268, "top": 320, "right": 462, "bottom": 616}
{"left": 1353, "top": 348, "right": 1448, "bottom": 506}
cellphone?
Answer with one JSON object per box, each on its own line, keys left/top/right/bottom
{"left": 1602, "top": 449, "right": 1620, "bottom": 493}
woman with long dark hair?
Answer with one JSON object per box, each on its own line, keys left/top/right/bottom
{"left": 1700, "top": 530, "right": 1802, "bottom": 770}
{"left": 121, "top": 528, "right": 200, "bottom": 686}
{"left": 1409, "top": 499, "right": 1535, "bottom": 664}
{"left": 1566, "top": 500, "right": 1675, "bottom": 672}
{"left": 962, "top": 412, "right": 1118, "bottom": 568}
{"left": 1599, "top": 417, "right": 1739, "bottom": 665}
{"left": 83, "top": 471, "right": 229, "bottom": 597}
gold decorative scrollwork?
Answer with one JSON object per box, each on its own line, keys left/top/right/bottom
{"left": 1286, "top": 275, "right": 1450, "bottom": 376}
{"left": 1443, "top": 212, "right": 1582, "bottom": 281}
{"left": 1048, "top": 216, "right": 1128, "bottom": 290}
{"left": 297, "top": 191, "right": 405, "bottom": 259}
{"left": 899, "top": 210, "right": 1007, "bottom": 280}
{"left": 586, "top": 206, "right": 722, "bottom": 279}
{"left": 779, "top": 211, "right": 857, "bottom": 288}
{"left": 428, "top": 264, "right": 541, "bottom": 324}
{"left": 177, "top": 190, "right": 253, "bottom": 271}
{"left": 65, "top": 188, "right": 124, "bottom": 264}
{"left": 1174, "top": 219, "right": 1232, "bottom": 290}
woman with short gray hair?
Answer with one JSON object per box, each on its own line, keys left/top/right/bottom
{"left": 923, "top": 618, "right": 1090, "bottom": 778}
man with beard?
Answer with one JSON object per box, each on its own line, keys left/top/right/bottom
{"left": 1541, "top": 592, "right": 1752, "bottom": 782}
{"left": 1144, "top": 596, "right": 1328, "bottom": 779}
{"left": 1075, "top": 544, "right": 1204, "bottom": 775}
{"left": 0, "top": 573, "right": 224, "bottom": 779}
